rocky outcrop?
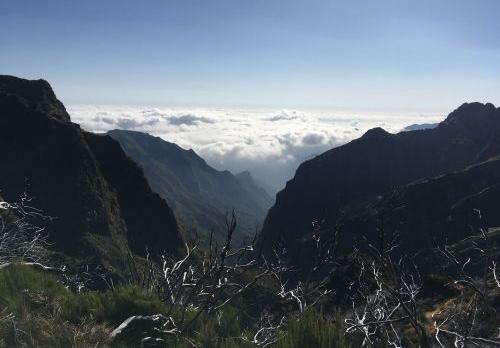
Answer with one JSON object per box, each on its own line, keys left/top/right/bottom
{"left": 0, "top": 75, "right": 70, "bottom": 122}
{"left": 109, "top": 314, "right": 175, "bottom": 347}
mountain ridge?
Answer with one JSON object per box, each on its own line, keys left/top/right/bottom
{"left": 108, "top": 129, "right": 273, "bottom": 244}
{"left": 259, "top": 102, "right": 500, "bottom": 257}
{"left": 0, "top": 75, "right": 183, "bottom": 272}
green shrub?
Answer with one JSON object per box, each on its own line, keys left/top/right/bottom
{"left": 188, "top": 307, "right": 250, "bottom": 348}
{"left": 0, "top": 265, "right": 168, "bottom": 347}
{"left": 172, "top": 309, "right": 349, "bottom": 348}
{"left": 0, "top": 265, "right": 111, "bottom": 347}
{"left": 0, "top": 264, "right": 70, "bottom": 317}
{"left": 0, "top": 265, "right": 351, "bottom": 348}
{"left": 0, "top": 264, "right": 167, "bottom": 326}
{"left": 164, "top": 306, "right": 255, "bottom": 348}
{"left": 275, "top": 310, "right": 349, "bottom": 348}
{"left": 63, "top": 285, "right": 167, "bottom": 325}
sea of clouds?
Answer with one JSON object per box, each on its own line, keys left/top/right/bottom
{"left": 68, "top": 105, "right": 443, "bottom": 194}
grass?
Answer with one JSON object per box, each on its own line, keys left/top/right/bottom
{"left": 0, "top": 264, "right": 110, "bottom": 347}
{"left": 0, "top": 265, "right": 255, "bottom": 347}
{"left": 62, "top": 284, "right": 167, "bottom": 326}
{"left": 0, "top": 264, "right": 69, "bottom": 315}
{"left": 0, "top": 264, "right": 352, "bottom": 347}
{"left": 171, "top": 307, "right": 255, "bottom": 348}
{"left": 276, "top": 311, "right": 349, "bottom": 348}
{"left": 0, "top": 264, "right": 165, "bottom": 347}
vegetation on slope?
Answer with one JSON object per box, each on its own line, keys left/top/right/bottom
{"left": 0, "top": 265, "right": 349, "bottom": 348}
{"left": 108, "top": 129, "right": 273, "bottom": 245}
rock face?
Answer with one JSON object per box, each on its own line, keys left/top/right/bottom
{"left": 259, "top": 103, "right": 500, "bottom": 257}
{"left": 108, "top": 130, "right": 273, "bottom": 244}
{"left": 85, "top": 133, "right": 182, "bottom": 256}
{"left": 0, "top": 75, "right": 70, "bottom": 122}
{"left": 0, "top": 75, "right": 182, "bottom": 267}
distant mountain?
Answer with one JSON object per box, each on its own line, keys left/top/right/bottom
{"left": 235, "top": 170, "right": 274, "bottom": 200}
{"left": 108, "top": 130, "right": 273, "bottom": 244}
{"left": 250, "top": 175, "right": 277, "bottom": 197}
{"left": 258, "top": 102, "right": 500, "bottom": 257}
{"left": 0, "top": 76, "right": 182, "bottom": 272}
{"left": 402, "top": 122, "right": 438, "bottom": 131}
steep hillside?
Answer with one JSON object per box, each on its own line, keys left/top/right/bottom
{"left": 259, "top": 103, "right": 500, "bottom": 255}
{"left": 108, "top": 130, "right": 273, "bottom": 243}
{"left": 0, "top": 75, "right": 182, "bottom": 270}
{"left": 337, "top": 156, "right": 500, "bottom": 254}
{"left": 85, "top": 133, "right": 182, "bottom": 256}
{"left": 235, "top": 170, "right": 273, "bottom": 200}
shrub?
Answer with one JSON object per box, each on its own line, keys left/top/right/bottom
{"left": 63, "top": 285, "right": 167, "bottom": 325}
{"left": 0, "top": 264, "right": 168, "bottom": 347}
{"left": 0, "top": 264, "right": 69, "bottom": 317}
{"left": 275, "top": 310, "right": 349, "bottom": 348}
{"left": 0, "top": 265, "right": 111, "bottom": 347}
{"left": 0, "top": 265, "right": 351, "bottom": 348}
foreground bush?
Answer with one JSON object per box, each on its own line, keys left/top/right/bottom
{"left": 0, "top": 265, "right": 169, "bottom": 347}
{"left": 276, "top": 311, "right": 348, "bottom": 348}
{"left": 0, "top": 265, "right": 349, "bottom": 347}
{"left": 0, "top": 264, "right": 110, "bottom": 347}
{"left": 63, "top": 284, "right": 167, "bottom": 326}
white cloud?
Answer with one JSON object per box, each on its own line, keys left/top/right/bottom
{"left": 267, "top": 110, "right": 300, "bottom": 121}
{"left": 302, "top": 133, "right": 326, "bottom": 145}
{"left": 168, "top": 114, "right": 214, "bottom": 126}
{"left": 68, "top": 105, "right": 443, "bottom": 193}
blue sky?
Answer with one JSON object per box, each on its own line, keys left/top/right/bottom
{"left": 1, "top": 0, "right": 500, "bottom": 111}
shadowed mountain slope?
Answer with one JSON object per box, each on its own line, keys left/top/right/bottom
{"left": 337, "top": 156, "right": 500, "bottom": 254}
{"left": 0, "top": 75, "right": 182, "bottom": 269}
{"left": 0, "top": 75, "right": 70, "bottom": 122}
{"left": 108, "top": 129, "right": 273, "bottom": 243}
{"left": 259, "top": 103, "right": 500, "bottom": 256}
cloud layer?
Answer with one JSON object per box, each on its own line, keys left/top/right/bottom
{"left": 68, "top": 105, "right": 442, "bottom": 193}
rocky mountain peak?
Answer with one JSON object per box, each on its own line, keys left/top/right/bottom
{"left": 0, "top": 76, "right": 183, "bottom": 272}
{"left": 361, "top": 127, "right": 390, "bottom": 139}
{"left": 441, "top": 102, "right": 498, "bottom": 130}
{"left": 0, "top": 75, "right": 70, "bottom": 122}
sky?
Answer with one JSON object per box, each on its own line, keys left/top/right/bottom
{"left": 1, "top": 0, "right": 499, "bottom": 191}
{"left": 2, "top": 0, "right": 500, "bottom": 110}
